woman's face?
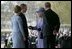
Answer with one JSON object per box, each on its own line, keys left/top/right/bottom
{"left": 36, "top": 12, "right": 43, "bottom": 17}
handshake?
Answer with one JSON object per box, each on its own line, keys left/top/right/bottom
{"left": 28, "top": 26, "right": 41, "bottom": 31}
{"left": 28, "top": 26, "right": 33, "bottom": 29}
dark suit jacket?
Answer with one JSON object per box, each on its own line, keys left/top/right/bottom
{"left": 19, "top": 13, "right": 28, "bottom": 38}
{"left": 42, "top": 9, "right": 60, "bottom": 48}
{"left": 44, "top": 9, "right": 60, "bottom": 33}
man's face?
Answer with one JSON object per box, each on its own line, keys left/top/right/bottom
{"left": 22, "top": 6, "right": 27, "bottom": 13}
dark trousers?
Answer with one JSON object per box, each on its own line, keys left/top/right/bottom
{"left": 43, "top": 33, "right": 56, "bottom": 48}
{"left": 47, "top": 34, "right": 56, "bottom": 48}
{"left": 5, "top": 39, "right": 8, "bottom": 46}
{"left": 25, "top": 37, "right": 29, "bottom": 48}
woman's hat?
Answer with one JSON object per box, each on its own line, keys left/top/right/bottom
{"left": 36, "top": 7, "right": 45, "bottom": 13}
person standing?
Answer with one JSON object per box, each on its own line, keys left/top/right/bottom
{"left": 19, "top": 4, "right": 29, "bottom": 48}
{"left": 28, "top": 7, "right": 45, "bottom": 48}
{"left": 11, "top": 5, "right": 25, "bottom": 48}
{"left": 43, "top": 2, "right": 60, "bottom": 48}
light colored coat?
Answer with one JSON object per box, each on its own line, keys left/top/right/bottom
{"left": 11, "top": 14, "right": 25, "bottom": 48}
{"left": 36, "top": 17, "right": 44, "bottom": 48}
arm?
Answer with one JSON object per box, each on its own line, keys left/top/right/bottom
{"left": 42, "top": 16, "right": 49, "bottom": 37}
{"left": 17, "top": 16, "right": 25, "bottom": 39}
{"left": 28, "top": 26, "right": 37, "bottom": 30}
{"left": 54, "top": 16, "right": 60, "bottom": 32}
{"left": 28, "top": 26, "right": 41, "bottom": 31}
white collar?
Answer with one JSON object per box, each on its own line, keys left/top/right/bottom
{"left": 14, "top": 13, "right": 18, "bottom": 16}
{"left": 45, "top": 8, "right": 50, "bottom": 11}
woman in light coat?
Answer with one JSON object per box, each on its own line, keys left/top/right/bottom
{"left": 29, "top": 7, "right": 45, "bottom": 48}
{"left": 11, "top": 5, "right": 25, "bottom": 48}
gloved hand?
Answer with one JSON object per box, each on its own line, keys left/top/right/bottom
{"left": 40, "top": 32, "right": 43, "bottom": 39}
{"left": 28, "top": 26, "right": 33, "bottom": 29}
{"left": 38, "top": 28, "right": 41, "bottom": 31}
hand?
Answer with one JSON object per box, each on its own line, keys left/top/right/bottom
{"left": 28, "top": 26, "right": 33, "bottom": 29}
{"left": 24, "top": 37, "right": 26, "bottom": 41}
{"left": 38, "top": 28, "right": 41, "bottom": 31}
{"left": 55, "top": 46, "right": 58, "bottom": 48}
{"left": 55, "top": 44, "right": 60, "bottom": 48}
{"left": 53, "top": 30, "right": 58, "bottom": 35}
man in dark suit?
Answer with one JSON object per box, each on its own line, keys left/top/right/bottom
{"left": 43, "top": 2, "right": 60, "bottom": 48}
{"left": 19, "top": 4, "right": 29, "bottom": 48}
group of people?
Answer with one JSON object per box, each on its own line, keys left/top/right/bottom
{"left": 11, "top": 2, "right": 60, "bottom": 48}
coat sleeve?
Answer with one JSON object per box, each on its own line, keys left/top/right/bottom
{"left": 17, "top": 16, "right": 25, "bottom": 38}
{"left": 42, "top": 16, "right": 49, "bottom": 37}
{"left": 30, "top": 24, "right": 41, "bottom": 31}
{"left": 54, "top": 15, "right": 60, "bottom": 32}
{"left": 32, "top": 21, "right": 42, "bottom": 30}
